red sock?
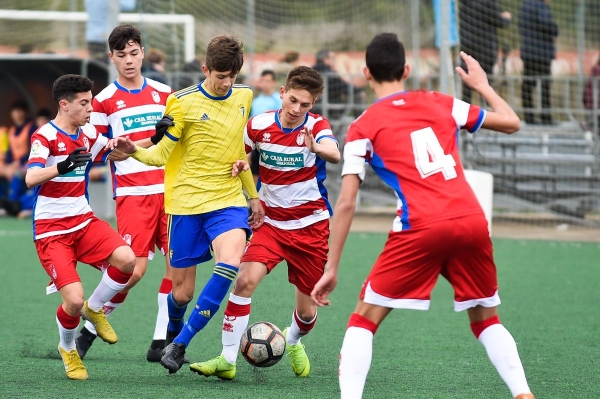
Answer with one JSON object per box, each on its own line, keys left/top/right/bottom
{"left": 470, "top": 315, "right": 501, "bottom": 339}
{"left": 56, "top": 305, "right": 79, "bottom": 329}
{"left": 347, "top": 313, "right": 379, "bottom": 335}
{"left": 158, "top": 278, "right": 172, "bottom": 294}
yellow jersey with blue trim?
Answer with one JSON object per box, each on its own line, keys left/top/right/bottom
{"left": 131, "top": 82, "right": 255, "bottom": 215}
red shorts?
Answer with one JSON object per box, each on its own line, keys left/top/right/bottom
{"left": 359, "top": 214, "right": 500, "bottom": 312}
{"left": 116, "top": 193, "right": 168, "bottom": 259}
{"left": 35, "top": 217, "right": 128, "bottom": 291}
{"left": 242, "top": 219, "right": 329, "bottom": 296}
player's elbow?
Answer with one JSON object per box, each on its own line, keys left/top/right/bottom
{"left": 504, "top": 116, "right": 521, "bottom": 134}
{"left": 329, "top": 152, "right": 341, "bottom": 164}
{"left": 25, "top": 170, "right": 36, "bottom": 188}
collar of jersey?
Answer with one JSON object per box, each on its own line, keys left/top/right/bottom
{"left": 50, "top": 120, "right": 80, "bottom": 140}
{"left": 375, "top": 90, "right": 408, "bottom": 103}
{"left": 114, "top": 77, "right": 147, "bottom": 94}
{"left": 275, "top": 110, "right": 308, "bottom": 134}
{"left": 198, "top": 80, "right": 232, "bottom": 100}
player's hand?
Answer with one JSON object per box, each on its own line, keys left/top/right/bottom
{"left": 151, "top": 115, "right": 174, "bottom": 145}
{"left": 56, "top": 147, "right": 92, "bottom": 175}
{"left": 311, "top": 266, "right": 338, "bottom": 307}
{"left": 455, "top": 51, "right": 489, "bottom": 92}
{"left": 302, "top": 127, "right": 318, "bottom": 153}
{"left": 248, "top": 198, "right": 264, "bottom": 229}
{"left": 232, "top": 159, "right": 249, "bottom": 177}
{"left": 105, "top": 136, "right": 137, "bottom": 154}
{"left": 107, "top": 148, "right": 130, "bottom": 161}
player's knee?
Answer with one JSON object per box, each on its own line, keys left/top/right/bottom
{"left": 117, "top": 248, "right": 136, "bottom": 273}
{"left": 64, "top": 297, "right": 85, "bottom": 315}
{"left": 296, "top": 307, "right": 317, "bottom": 322}
{"left": 172, "top": 287, "right": 194, "bottom": 304}
{"left": 232, "top": 273, "right": 259, "bottom": 296}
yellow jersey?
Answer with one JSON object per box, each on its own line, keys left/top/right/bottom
{"left": 132, "top": 82, "right": 257, "bottom": 215}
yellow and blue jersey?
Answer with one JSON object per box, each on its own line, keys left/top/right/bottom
{"left": 132, "top": 82, "right": 256, "bottom": 215}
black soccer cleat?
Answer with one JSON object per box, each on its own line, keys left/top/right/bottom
{"left": 147, "top": 339, "right": 166, "bottom": 362}
{"left": 75, "top": 327, "right": 97, "bottom": 360}
{"left": 164, "top": 329, "right": 190, "bottom": 363}
{"left": 160, "top": 343, "right": 187, "bottom": 374}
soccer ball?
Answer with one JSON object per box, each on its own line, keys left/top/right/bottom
{"left": 240, "top": 321, "right": 286, "bottom": 367}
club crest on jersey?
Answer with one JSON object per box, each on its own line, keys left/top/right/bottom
{"left": 122, "top": 234, "right": 132, "bottom": 245}
{"left": 262, "top": 132, "right": 271, "bottom": 142}
{"left": 116, "top": 100, "right": 126, "bottom": 109}
{"left": 83, "top": 136, "right": 90, "bottom": 151}
{"left": 152, "top": 91, "right": 160, "bottom": 103}
{"left": 296, "top": 132, "right": 305, "bottom": 146}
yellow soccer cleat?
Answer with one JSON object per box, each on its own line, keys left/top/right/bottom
{"left": 283, "top": 328, "right": 310, "bottom": 377}
{"left": 79, "top": 301, "right": 117, "bottom": 344}
{"left": 190, "top": 355, "right": 236, "bottom": 380}
{"left": 58, "top": 345, "right": 89, "bottom": 380}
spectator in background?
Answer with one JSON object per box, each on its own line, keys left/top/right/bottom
{"left": 0, "top": 100, "right": 37, "bottom": 217}
{"left": 312, "top": 49, "right": 364, "bottom": 119}
{"left": 85, "top": 0, "right": 137, "bottom": 63}
{"left": 459, "top": 0, "right": 511, "bottom": 103}
{"left": 583, "top": 56, "right": 600, "bottom": 111}
{"left": 144, "top": 48, "right": 168, "bottom": 85}
{"left": 519, "top": 0, "right": 558, "bottom": 125}
{"left": 248, "top": 70, "right": 282, "bottom": 184}
{"left": 274, "top": 51, "right": 302, "bottom": 83}
{"left": 35, "top": 107, "right": 52, "bottom": 127}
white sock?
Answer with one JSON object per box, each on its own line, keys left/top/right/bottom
{"left": 153, "top": 292, "right": 169, "bottom": 340}
{"left": 87, "top": 271, "right": 128, "bottom": 311}
{"left": 57, "top": 316, "right": 78, "bottom": 351}
{"left": 479, "top": 324, "right": 531, "bottom": 397}
{"left": 286, "top": 309, "right": 317, "bottom": 346}
{"left": 221, "top": 293, "right": 251, "bottom": 365}
{"left": 339, "top": 327, "right": 373, "bottom": 399}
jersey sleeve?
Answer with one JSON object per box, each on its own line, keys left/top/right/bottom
{"left": 313, "top": 118, "right": 338, "bottom": 147}
{"left": 27, "top": 134, "right": 51, "bottom": 169}
{"left": 451, "top": 97, "right": 486, "bottom": 133}
{"left": 90, "top": 134, "right": 112, "bottom": 163}
{"left": 91, "top": 98, "right": 111, "bottom": 137}
{"left": 243, "top": 119, "right": 255, "bottom": 153}
{"left": 341, "top": 122, "right": 372, "bottom": 181}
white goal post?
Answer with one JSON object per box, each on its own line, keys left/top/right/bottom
{"left": 0, "top": 9, "right": 196, "bottom": 62}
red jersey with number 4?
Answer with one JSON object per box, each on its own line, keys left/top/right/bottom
{"left": 342, "top": 91, "right": 486, "bottom": 231}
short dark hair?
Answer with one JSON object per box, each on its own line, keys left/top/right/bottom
{"left": 108, "top": 24, "right": 142, "bottom": 52}
{"left": 52, "top": 74, "right": 94, "bottom": 104}
{"left": 260, "top": 69, "right": 276, "bottom": 80}
{"left": 36, "top": 107, "right": 52, "bottom": 118}
{"left": 285, "top": 66, "right": 324, "bottom": 99}
{"left": 366, "top": 33, "right": 406, "bottom": 83}
{"left": 316, "top": 49, "right": 331, "bottom": 63}
{"left": 205, "top": 35, "right": 244, "bottom": 74}
{"left": 10, "top": 100, "right": 29, "bottom": 112}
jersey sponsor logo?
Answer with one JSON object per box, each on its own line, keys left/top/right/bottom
{"left": 296, "top": 132, "right": 305, "bottom": 146}
{"left": 61, "top": 165, "right": 87, "bottom": 177}
{"left": 200, "top": 113, "right": 210, "bottom": 121}
{"left": 116, "top": 99, "right": 126, "bottom": 109}
{"left": 30, "top": 139, "right": 43, "bottom": 157}
{"left": 260, "top": 149, "right": 304, "bottom": 168}
{"left": 121, "top": 112, "right": 163, "bottom": 131}
{"left": 58, "top": 142, "right": 66, "bottom": 152}
{"left": 151, "top": 91, "right": 161, "bottom": 103}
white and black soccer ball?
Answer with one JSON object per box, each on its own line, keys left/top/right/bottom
{"left": 240, "top": 321, "right": 286, "bottom": 367}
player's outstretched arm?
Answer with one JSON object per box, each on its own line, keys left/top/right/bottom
{"left": 26, "top": 147, "right": 92, "bottom": 188}
{"left": 303, "top": 127, "right": 340, "bottom": 164}
{"left": 455, "top": 51, "right": 520, "bottom": 134}
{"left": 311, "top": 174, "right": 361, "bottom": 306}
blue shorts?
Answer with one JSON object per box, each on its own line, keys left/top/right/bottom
{"left": 168, "top": 207, "right": 251, "bottom": 268}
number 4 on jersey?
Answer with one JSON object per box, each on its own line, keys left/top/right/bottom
{"left": 410, "top": 127, "right": 457, "bottom": 180}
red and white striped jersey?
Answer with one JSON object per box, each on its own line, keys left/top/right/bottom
{"left": 91, "top": 78, "right": 172, "bottom": 197}
{"left": 27, "top": 122, "right": 111, "bottom": 240}
{"left": 244, "top": 111, "right": 337, "bottom": 230}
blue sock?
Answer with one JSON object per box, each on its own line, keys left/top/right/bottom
{"left": 167, "top": 292, "right": 188, "bottom": 334}
{"left": 174, "top": 262, "right": 238, "bottom": 347}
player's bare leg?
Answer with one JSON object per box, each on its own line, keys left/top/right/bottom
{"left": 339, "top": 300, "right": 391, "bottom": 399}
{"left": 190, "top": 260, "right": 268, "bottom": 379}
{"left": 282, "top": 289, "right": 318, "bottom": 377}
{"left": 57, "top": 282, "right": 88, "bottom": 380}
{"left": 468, "top": 306, "right": 534, "bottom": 398}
